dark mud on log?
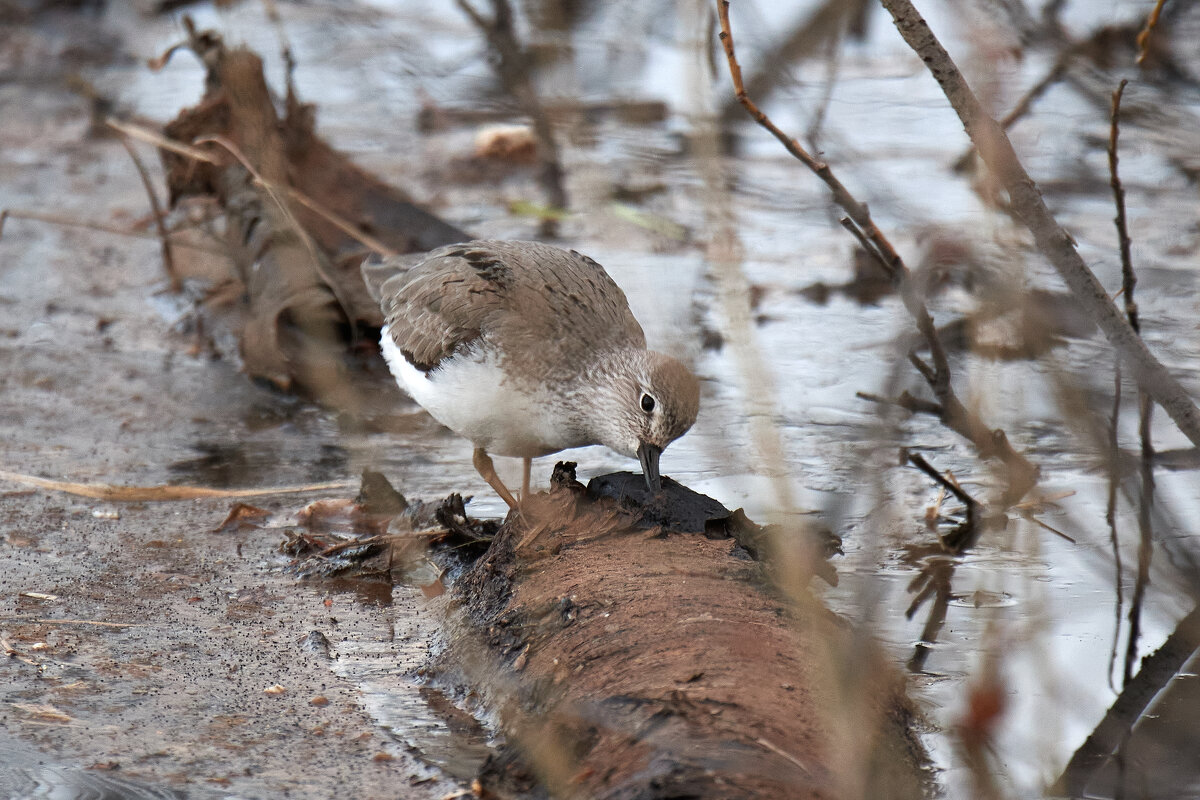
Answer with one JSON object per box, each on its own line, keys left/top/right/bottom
{"left": 435, "top": 467, "right": 931, "bottom": 799}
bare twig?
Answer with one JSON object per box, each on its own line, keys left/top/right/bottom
{"left": 1108, "top": 80, "right": 1135, "bottom": 331}
{"left": 1104, "top": 80, "right": 1133, "bottom": 691}
{"left": 116, "top": 133, "right": 180, "bottom": 291}
{"left": 719, "top": 0, "right": 865, "bottom": 122}
{"left": 0, "top": 208, "right": 225, "bottom": 254}
{"left": 879, "top": 0, "right": 1200, "bottom": 453}
{"left": 717, "top": 0, "right": 1037, "bottom": 504}
{"left": 106, "top": 117, "right": 221, "bottom": 164}
{"left": 0, "top": 469, "right": 354, "bottom": 501}
{"left": 281, "top": 185, "right": 398, "bottom": 259}
{"left": 1108, "top": 77, "right": 1156, "bottom": 690}
{"left": 1136, "top": 0, "right": 1168, "bottom": 65}
{"left": 717, "top": 2, "right": 900, "bottom": 279}
{"left": 855, "top": 390, "right": 943, "bottom": 416}
{"left": 908, "top": 451, "right": 978, "bottom": 511}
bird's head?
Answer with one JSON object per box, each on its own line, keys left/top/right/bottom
{"left": 593, "top": 351, "right": 700, "bottom": 493}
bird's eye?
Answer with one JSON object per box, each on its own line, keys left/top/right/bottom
{"left": 641, "top": 394, "right": 656, "bottom": 413}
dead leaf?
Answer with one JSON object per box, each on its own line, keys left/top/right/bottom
{"left": 215, "top": 502, "right": 272, "bottom": 533}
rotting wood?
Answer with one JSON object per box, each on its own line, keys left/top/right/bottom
{"left": 149, "top": 20, "right": 469, "bottom": 398}
{"left": 435, "top": 467, "right": 931, "bottom": 799}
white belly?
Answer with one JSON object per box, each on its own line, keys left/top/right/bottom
{"left": 380, "top": 326, "right": 590, "bottom": 458}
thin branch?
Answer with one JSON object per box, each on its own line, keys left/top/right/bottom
{"left": 1109, "top": 76, "right": 1156, "bottom": 690}
{"left": 856, "top": 390, "right": 943, "bottom": 416}
{"left": 879, "top": 0, "right": 1200, "bottom": 453}
{"left": 717, "top": 2, "right": 901, "bottom": 279}
{"left": 1135, "top": 0, "right": 1168, "bottom": 65}
{"left": 719, "top": 0, "right": 862, "bottom": 123}
{"left": 116, "top": 133, "right": 180, "bottom": 291}
{"left": 717, "top": 0, "right": 1037, "bottom": 504}
{"left": 106, "top": 117, "right": 220, "bottom": 164}
{"left": 1108, "top": 80, "right": 1136, "bottom": 333}
{"left": 908, "top": 451, "right": 978, "bottom": 510}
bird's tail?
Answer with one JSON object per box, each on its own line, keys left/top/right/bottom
{"left": 360, "top": 252, "right": 426, "bottom": 304}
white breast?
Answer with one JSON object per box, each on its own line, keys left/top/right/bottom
{"left": 380, "top": 326, "right": 592, "bottom": 458}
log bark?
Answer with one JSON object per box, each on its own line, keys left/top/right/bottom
{"left": 436, "top": 471, "right": 930, "bottom": 799}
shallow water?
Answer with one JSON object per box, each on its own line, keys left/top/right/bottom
{"left": 4, "top": 0, "right": 1200, "bottom": 796}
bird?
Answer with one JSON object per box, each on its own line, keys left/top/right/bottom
{"left": 362, "top": 240, "right": 700, "bottom": 510}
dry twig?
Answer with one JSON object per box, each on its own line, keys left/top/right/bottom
{"left": 1136, "top": 0, "right": 1168, "bottom": 65}
{"left": 717, "top": 0, "right": 1037, "bottom": 505}
{"left": 879, "top": 0, "right": 1200, "bottom": 452}
{"left": 1108, "top": 77, "right": 1156, "bottom": 690}
{"left": 0, "top": 469, "right": 354, "bottom": 502}
{"left": 115, "top": 133, "right": 180, "bottom": 291}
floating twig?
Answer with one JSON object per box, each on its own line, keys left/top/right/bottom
{"left": 0, "top": 469, "right": 355, "bottom": 502}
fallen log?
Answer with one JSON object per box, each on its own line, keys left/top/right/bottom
{"left": 151, "top": 18, "right": 469, "bottom": 399}
{"left": 436, "top": 467, "right": 931, "bottom": 799}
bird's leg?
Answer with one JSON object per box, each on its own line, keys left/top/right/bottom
{"left": 521, "top": 457, "right": 532, "bottom": 500}
{"left": 473, "top": 447, "right": 519, "bottom": 510}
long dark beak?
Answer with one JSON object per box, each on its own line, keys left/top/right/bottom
{"left": 637, "top": 442, "right": 662, "bottom": 493}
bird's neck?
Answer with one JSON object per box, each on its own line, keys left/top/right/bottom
{"left": 566, "top": 348, "right": 644, "bottom": 459}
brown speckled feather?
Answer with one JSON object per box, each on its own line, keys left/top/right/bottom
{"left": 378, "top": 241, "right": 646, "bottom": 382}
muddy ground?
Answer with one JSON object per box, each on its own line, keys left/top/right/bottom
{"left": 0, "top": 74, "right": 468, "bottom": 796}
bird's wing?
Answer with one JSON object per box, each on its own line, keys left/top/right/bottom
{"left": 379, "top": 241, "right": 645, "bottom": 375}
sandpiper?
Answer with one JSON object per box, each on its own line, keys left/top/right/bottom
{"left": 363, "top": 240, "right": 700, "bottom": 509}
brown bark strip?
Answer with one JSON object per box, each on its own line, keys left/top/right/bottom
{"left": 879, "top": 0, "right": 1200, "bottom": 450}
